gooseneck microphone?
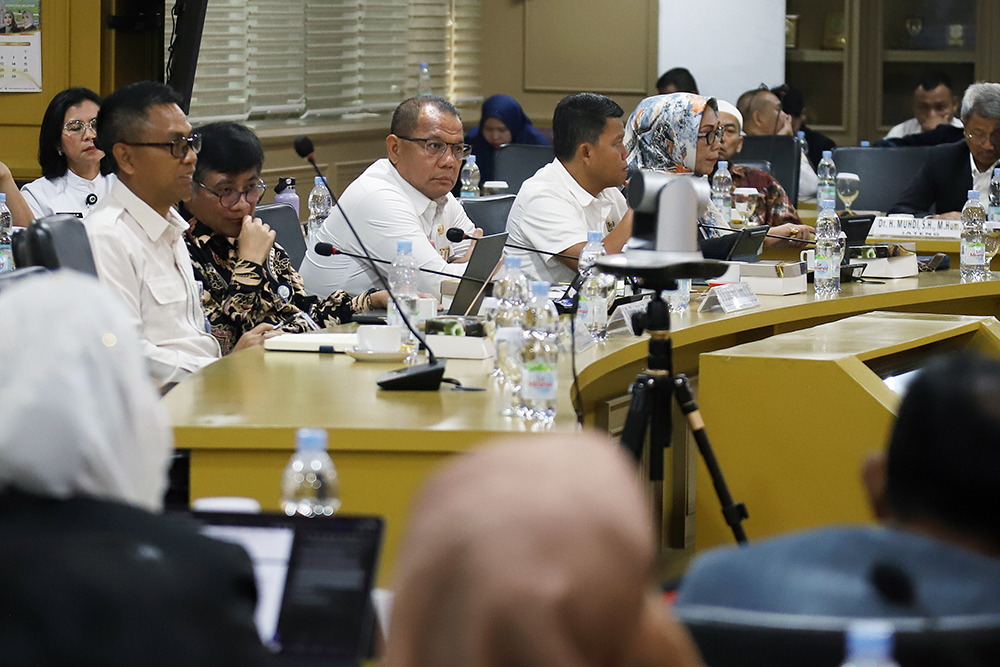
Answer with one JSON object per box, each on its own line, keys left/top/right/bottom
{"left": 295, "top": 135, "right": 446, "bottom": 390}
{"left": 445, "top": 227, "right": 580, "bottom": 261}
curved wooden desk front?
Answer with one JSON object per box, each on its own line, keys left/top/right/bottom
{"left": 165, "top": 272, "right": 1000, "bottom": 584}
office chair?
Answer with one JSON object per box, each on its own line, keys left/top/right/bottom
{"left": 735, "top": 136, "right": 804, "bottom": 206}
{"left": 255, "top": 203, "right": 307, "bottom": 271}
{"left": 24, "top": 214, "right": 98, "bottom": 277}
{"left": 493, "top": 144, "right": 555, "bottom": 194}
{"left": 832, "top": 146, "right": 934, "bottom": 213}
{"left": 460, "top": 194, "right": 516, "bottom": 236}
{"left": 11, "top": 227, "right": 33, "bottom": 268}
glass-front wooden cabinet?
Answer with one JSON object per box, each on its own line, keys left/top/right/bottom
{"left": 784, "top": 0, "right": 999, "bottom": 146}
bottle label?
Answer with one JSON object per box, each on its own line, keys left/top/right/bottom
{"left": 818, "top": 184, "right": 836, "bottom": 205}
{"left": 577, "top": 296, "right": 590, "bottom": 322}
{"left": 962, "top": 241, "right": 986, "bottom": 266}
{"left": 460, "top": 190, "right": 476, "bottom": 198}
{"left": 814, "top": 256, "right": 837, "bottom": 280}
{"left": 0, "top": 244, "right": 11, "bottom": 273}
{"left": 522, "top": 363, "right": 557, "bottom": 400}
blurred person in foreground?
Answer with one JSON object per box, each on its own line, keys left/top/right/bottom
{"left": 676, "top": 352, "right": 1000, "bottom": 620}
{"left": 182, "top": 121, "right": 388, "bottom": 354}
{"left": 0, "top": 272, "right": 271, "bottom": 666}
{"left": 386, "top": 433, "right": 704, "bottom": 667}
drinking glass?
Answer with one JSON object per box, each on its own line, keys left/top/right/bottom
{"left": 985, "top": 222, "right": 1000, "bottom": 278}
{"left": 905, "top": 18, "right": 922, "bottom": 37}
{"left": 732, "top": 188, "right": 760, "bottom": 227}
{"left": 836, "top": 173, "right": 861, "bottom": 214}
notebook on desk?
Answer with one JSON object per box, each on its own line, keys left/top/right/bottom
{"left": 189, "top": 512, "right": 384, "bottom": 667}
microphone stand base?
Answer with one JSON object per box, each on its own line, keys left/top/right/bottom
{"left": 377, "top": 359, "right": 447, "bottom": 391}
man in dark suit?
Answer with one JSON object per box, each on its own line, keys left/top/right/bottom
{"left": 674, "top": 352, "right": 1000, "bottom": 622}
{"left": 890, "top": 82, "right": 1000, "bottom": 217}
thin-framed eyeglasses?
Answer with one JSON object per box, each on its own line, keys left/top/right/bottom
{"left": 64, "top": 119, "right": 98, "bottom": 134}
{"left": 122, "top": 133, "right": 202, "bottom": 159}
{"left": 195, "top": 179, "right": 267, "bottom": 208}
{"left": 396, "top": 135, "right": 473, "bottom": 159}
{"left": 697, "top": 127, "right": 724, "bottom": 146}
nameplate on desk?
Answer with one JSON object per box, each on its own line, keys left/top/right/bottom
{"left": 609, "top": 297, "right": 651, "bottom": 335}
{"left": 698, "top": 282, "right": 760, "bottom": 314}
{"left": 870, "top": 216, "right": 961, "bottom": 239}
{"left": 572, "top": 320, "right": 596, "bottom": 352}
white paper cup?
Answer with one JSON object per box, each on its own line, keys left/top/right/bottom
{"left": 357, "top": 325, "right": 402, "bottom": 353}
{"left": 800, "top": 249, "right": 815, "bottom": 270}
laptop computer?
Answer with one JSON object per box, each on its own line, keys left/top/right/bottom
{"left": 188, "top": 511, "right": 384, "bottom": 667}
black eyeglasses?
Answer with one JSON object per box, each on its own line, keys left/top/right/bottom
{"left": 396, "top": 136, "right": 473, "bottom": 159}
{"left": 63, "top": 119, "right": 98, "bottom": 134}
{"left": 123, "top": 133, "right": 202, "bottom": 159}
{"left": 195, "top": 179, "right": 267, "bottom": 208}
{"left": 697, "top": 127, "right": 724, "bottom": 146}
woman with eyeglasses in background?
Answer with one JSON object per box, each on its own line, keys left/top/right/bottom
{"left": 182, "top": 122, "right": 390, "bottom": 354}
{"left": 21, "top": 88, "right": 117, "bottom": 220}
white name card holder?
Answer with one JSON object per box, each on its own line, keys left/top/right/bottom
{"left": 698, "top": 282, "right": 761, "bottom": 314}
{"left": 869, "top": 216, "right": 962, "bottom": 239}
{"left": 570, "top": 320, "right": 597, "bottom": 353}
{"left": 610, "top": 297, "right": 653, "bottom": 335}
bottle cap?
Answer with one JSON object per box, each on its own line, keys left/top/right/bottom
{"left": 845, "top": 621, "right": 894, "bottom": 662}
{"left": 822, "top": 150, "right": 832, "bottom": 159}
{"left": 717, "top": 160, "right": 728, "bottom": 169}
{"left": 587, "top": 230, "right": 602, "bottom": 243}
{"left": 994, "top": 167, "right": 1000, "bottom": 178}
{"left": 420, "top": 62, "right": 428, "bottom": 69}
{"left": 860, "top": 141, "right": 870, "bottom": 147}
{"left": 274, "top": 176, "right": 295, "bottom": 193}
{"left": 531, "top": 281, "right": 550, "bottom": 297}
{"left": 397, "top": 239, "right": 413, "bottom": 254}
{"left": 797, "top": 130, "right": 805, "bottom": 139}
{"left": 314, "top": 176, "right": 324, "bottom": 186}
{"left": 504, "top": 255, "right": 522, "bottom": 269}
{"left": 295, "top": 427, "right": 328, "bottom": 452}
{"left": 821, "top": 198, "right": 836, "bottom": 210}
{"left": 466, "top": 155, "right": 476, "bottom": 165}
{"left": 0, "top": 193, "right": 6, "bottom": 203}
{"left": 969, "top": 190, "right": 980, "bottom": 200}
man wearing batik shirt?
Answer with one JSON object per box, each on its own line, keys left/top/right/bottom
{"left": 716, "top": 100, "right": 813, "bottom": 245}
{"left": 183, "top": 121, "right": 389, "bottom": 354}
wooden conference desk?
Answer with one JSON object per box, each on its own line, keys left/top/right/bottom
{"left": 165, "top": 272, "right": 1000, "bottom": 584}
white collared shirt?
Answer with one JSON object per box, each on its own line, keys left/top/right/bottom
{"left": 85, "top": 179, "right": 220, "bottom": 391}
{"left": 299, "top": 158, "right": 475, "bottom": 299}
{"left": 884, "top": 116, "right": 964, "bottom": 140}
{"left": 505, "top": 159, "right": 628, "bottom": 284}
{"left": 20, "top": 170, "right": 117, "bottom": 220}
{"left": 970, "top": 153, "right": 999, "bottom": 201}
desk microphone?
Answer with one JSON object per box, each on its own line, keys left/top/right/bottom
{"left": 295, "top": 135, "right": 446, "bottom": 390}
{"left": 446, "top": 227, "right": 579, "bottom": 261}
{"left": 313, "top": 242, "right": 486, "bottom": 284}
{"left": 699, "top": 223, "right": 816, "bottom": 246}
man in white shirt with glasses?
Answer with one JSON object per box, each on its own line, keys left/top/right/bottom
{"left": 300, "top": 96, "right": 482, "bottom": 299}
{"left": 86, "top": 81, "right": 226, "bottom": 392}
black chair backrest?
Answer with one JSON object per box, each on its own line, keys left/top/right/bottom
{"left": 255, "top": 203, "right": 307, "bottom": 271}
{"left": 831, "top": 146, "right": 934, "bottom": 213}
{"left": 26, "top": 214, "right": 98, "bottom": 277}
{"left": 493, "top": 144, "right": 554, "bottom": 194}
{"left": 11, "top": 227, "right": 32, "bottom": 268}
{"left": 459, "top": 194, "right": 516, "bottom": 236}
{"left": 729, "top": 159, "right": 772, "bottom": 175}
{"left": 735, "top": 136, "right": 804, "bottom": 206}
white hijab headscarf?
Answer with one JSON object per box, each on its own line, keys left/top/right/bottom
{"left": 0, "top": 272, "right": 172, "bottom": 511}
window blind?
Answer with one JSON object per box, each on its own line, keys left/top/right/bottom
{"left": 168, "top": 0, "right": 481, "bottom": 124}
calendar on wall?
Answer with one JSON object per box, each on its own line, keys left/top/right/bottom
{"left": 0, "top": 1, "right": 41, "bottom": 92}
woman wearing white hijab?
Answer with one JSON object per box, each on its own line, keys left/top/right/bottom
{"left": 0, "top": 272, "right": 271, "bottom": 666}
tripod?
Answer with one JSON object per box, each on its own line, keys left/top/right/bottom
{"left": 619, "top": 287, "right": 749, "bottom": 545}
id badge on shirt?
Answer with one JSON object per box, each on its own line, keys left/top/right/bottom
{"left": 433, "top": 222, "right": 451, "bottom": 261}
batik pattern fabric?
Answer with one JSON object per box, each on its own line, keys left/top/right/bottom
{"left": 730, "top": 165, "right": 802, "bottom": 228}
{"left": 185, "top": 220, "right": 371, "bottom": 354}
{"left": 624, "top": 93, "right": 729, "bottom": 237}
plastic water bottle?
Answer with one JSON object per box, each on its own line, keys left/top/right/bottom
{"left": 460, "top": 155, "right": 481, "bottom": 198}
{"left": 817, "top": 150, "right": 836, "bottom": 207}
{"left": 388, "top": 239, "right": 420, "bottom": 347}
{"left": 838, "top": 621, "right": 900, "bottom": 667}
{"left": 520, "top": 281, "right": 559, "bottom": 425}
{"left": 989, "top": 168, "right": 1000, "bottom": 222}
{"left": 281, "top": 428, "right": 341, "bottom": 517}
{"left": 577, "top": 230, "right": 613, "bottom": 341}
{"left": 494, "top": 256, "right": 529, "bottom": 415}
{"left": 273, "top": 177, "right": 300, "bottom": 219}
{"left": 306, "top": 176, "right": 332, "bottom": 243}
{"left": 961, "top": 189, "right": 987, "bottom": 282}
{"left": 814, "top": 198, "right": 841, "bottom": 296}
{"left": 796, "top": 130, "right": 808, "bottom": 160}
{"left": 711, "top": 160, "right": 733, "bottom": 223}
{"left": 416, "top": 62, "right": 432, "bottom": 96}
{"left": 0, "top": 193, "right": 12, "bottom": 274}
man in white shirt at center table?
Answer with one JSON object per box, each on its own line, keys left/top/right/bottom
{"left": 86, "top": 81, "right": 272, "bottom": 392}
{"left": 300, "top": 96, "right": 482, "bottom": 300}
{"left": 505, "top": 92, "right": 634, "bottom": 285}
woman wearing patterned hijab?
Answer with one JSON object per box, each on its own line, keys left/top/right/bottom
{"left": 625, "top": 93, "right": 811, "bottom": 247}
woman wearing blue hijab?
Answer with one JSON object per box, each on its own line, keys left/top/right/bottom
{"left": 466, "top": 94, "right": 550, "bottom": 183}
